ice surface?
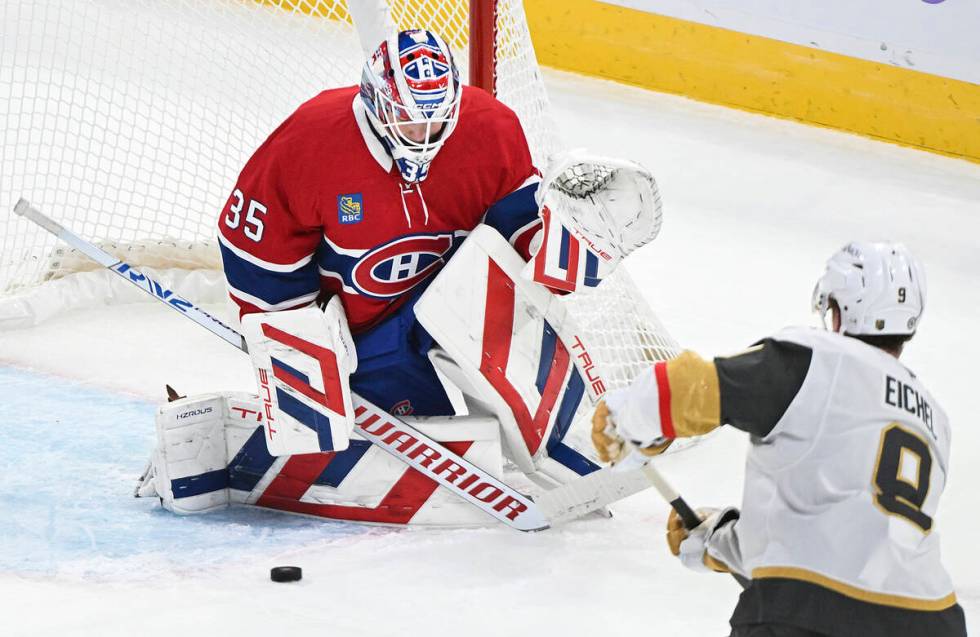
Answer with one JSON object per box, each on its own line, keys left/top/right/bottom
{"left": 1, "top": 70, "right": 978, "bottom": 635}
{"left": 0, "top": 366, "right": 381, "bottom": 581}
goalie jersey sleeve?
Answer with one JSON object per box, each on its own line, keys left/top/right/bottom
{"left": 216, "top": 112, "right": 325, "bottom": 316}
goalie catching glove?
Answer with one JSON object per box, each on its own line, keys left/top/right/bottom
{"left": 524, "top": 149, "right": 662, "bottom": 293}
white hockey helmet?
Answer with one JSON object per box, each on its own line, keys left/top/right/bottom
{"left": 812, "top": 241, "right": 926, "bottom": 336}
{"left": 359, "top": 29, "right": 461, "bottom": 183}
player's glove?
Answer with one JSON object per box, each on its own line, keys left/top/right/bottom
{"left": 667, "top": 507, "right": 740, "bottom": 574}
{"left": 590, "top": 376, "right": 674, "bottom": 464}
{"left": 592, "top": 390, "right": 673, "bottom": 464}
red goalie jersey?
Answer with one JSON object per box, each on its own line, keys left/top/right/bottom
{"left": 217, "top": 86, "right": 541, "bottom": 333}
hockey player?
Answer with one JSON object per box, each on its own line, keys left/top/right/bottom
{"left": 592, "top": 242, "right": 967, "bottom": 637}
{"left": 135, "top": 27, "right": 662, "bottom": 526}
{"left": 217, "top": 29, "right": 544, "bottom": 417}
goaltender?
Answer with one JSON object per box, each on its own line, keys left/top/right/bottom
{"left": 592, "top": 241, "right": 967, "bottom": 637}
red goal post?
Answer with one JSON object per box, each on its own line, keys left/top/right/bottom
{"left": 468, "top": 0, "right": 496, "bottom": 93}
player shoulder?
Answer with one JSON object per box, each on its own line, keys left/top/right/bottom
{"left": 459, "top": 86, "right": 522, "bottom": 131}
{"left": 271, "top": 87, "right": 359, "bottom": 149}
{"left": 772, "top": 327, "right": 947, "bottom": 418}
{"left": 770, "top": 326, "right": 908, "bottom": 376}
{"left": 771, "top": 325, "right": 879, "bottom": 358}
{"left": 287, "top": 86, "right": 357, "bottom": 133}
{"left": 242, "top": 86, "right": 359, "bottom": 179}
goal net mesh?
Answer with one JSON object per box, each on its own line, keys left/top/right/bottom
{"left": 0, "top": 0, "right": 679, "bottom": 430}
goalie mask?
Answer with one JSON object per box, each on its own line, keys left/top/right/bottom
{"left": 812, "top": 241, "right": 926, "bottom": 336}
{"left": 359, "top": 29, "right": 461, "bottom": 183}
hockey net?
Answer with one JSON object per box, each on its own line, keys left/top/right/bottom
{"left": 0, "top": 0, "right": 679, "bottom": 415}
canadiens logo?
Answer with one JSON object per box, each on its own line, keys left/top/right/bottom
{"left": 390, "top": 400, "right": 414, "bottom": 416}
{"left": 351, "top": 233, "right": 454, "bottom": 298}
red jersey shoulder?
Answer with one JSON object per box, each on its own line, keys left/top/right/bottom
{"left": 453, "top": 87, "right": 528, "bottom": 151}
{"left": 263, "top": 87, "right": 360, "bottom": 163}
{"left": 429, "top": 87, "right": 535, "bottom": 201}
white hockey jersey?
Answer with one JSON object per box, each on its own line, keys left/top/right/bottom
{"left": 631, "top": 326, "right": 966, "bottom": 636}
{"left": 716, "top": 327, "right": 955, "bottom": 608}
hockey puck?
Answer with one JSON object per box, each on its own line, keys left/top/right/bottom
{"left": 270, "top": 566, "right": 302, "bottom": 583}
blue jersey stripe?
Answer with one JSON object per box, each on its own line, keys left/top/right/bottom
{"left": 483, "top": 182, "right": 539, "bottom": 242}
{"left": 220, "top": 241, "right": 319, "bottom": 306}
{"left": 316, "top": 236, "right": 358, "bottom": 288}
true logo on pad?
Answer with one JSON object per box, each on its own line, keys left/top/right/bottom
{"left": 338, "top": 193, "right": 363, "bottom": 224}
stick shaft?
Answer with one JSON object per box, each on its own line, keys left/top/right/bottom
{"left": 638, "top": 460, "right": 702, "bottom": 530}
{"left": 14, "top": 199, "right": 246, "bottom": 351}
{"left": 632, "top": 452, "right": 749, "bottom": 588}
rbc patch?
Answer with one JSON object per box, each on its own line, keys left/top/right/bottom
{"left": 338, "top": 193, "right": 363, "bottom": 224}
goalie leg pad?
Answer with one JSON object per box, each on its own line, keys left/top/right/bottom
{"left": 138, "top": 392, "right": 508, "bottom": 526}
{"left": 417, "top": 225, "right": 601, "bottom": 487}
{"left": 135, "top": 393, "right": 252, "bottom": 514}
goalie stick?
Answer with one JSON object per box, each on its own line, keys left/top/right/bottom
{"left": 13, "top": 198, "right": 664, "bottom": 531}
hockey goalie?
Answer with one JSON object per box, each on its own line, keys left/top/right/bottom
{"left": 135, "top": 26, "right": 663, "bottom": 527}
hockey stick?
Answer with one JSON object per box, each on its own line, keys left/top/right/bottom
{"left": 14, "top": 198, "right": 667, "bottom": 531}
{"left": 614, "top": 451, "right": 750, "bottom": 588}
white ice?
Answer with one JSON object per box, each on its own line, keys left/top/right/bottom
{"left": 1, "top": 70, "right": 978, "bottom": 636}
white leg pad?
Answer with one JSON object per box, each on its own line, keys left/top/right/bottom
{"left": 137, "top": 392, "right": 511, "bottom": 526}
{"left": 416, "top": 225, "right": 601, "bottom": 486}
{"left": 136, "top": 393, "right": 253, "bottom": 514}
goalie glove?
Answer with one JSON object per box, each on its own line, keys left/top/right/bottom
{"left": 523, "top": 149, "right": 662, "bottom": 293}
{"left": 667, "top": 507, "right": 740, "bottom": 574}
{"left": 240, "top": 296, "right": 357, "bottom": 456}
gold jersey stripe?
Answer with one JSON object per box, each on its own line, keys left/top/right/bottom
{"left": 664, "top": 351, "right": 721, "bottom": 438}
{"left": 753, "top": 566, "right": 958, "bottom": 611}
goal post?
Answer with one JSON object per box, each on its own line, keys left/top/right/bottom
{"left": 468, "top": 0, "right": 497, "bottom": 94}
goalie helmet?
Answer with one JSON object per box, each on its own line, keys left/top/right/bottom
{"left": 359, "top": 29, "right": 461, "bottom": 183}
{"left": 812, "top": 241, "right": 926, "bottom": 336}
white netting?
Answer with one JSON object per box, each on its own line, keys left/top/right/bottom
{"left": 0, "top": 0, "right": 678, "bottom": 404}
